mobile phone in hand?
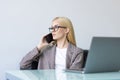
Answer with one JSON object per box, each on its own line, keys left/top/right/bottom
{"left": 45, "top": 33, "right": 53, "bottom": 43}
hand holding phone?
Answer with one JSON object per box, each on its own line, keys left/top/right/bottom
{"left": 37, "top": 33, "right": 53, "bottom": 50}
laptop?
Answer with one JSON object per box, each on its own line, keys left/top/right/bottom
{"left": 64, "top": 37, "right": 120, "bottom": 73}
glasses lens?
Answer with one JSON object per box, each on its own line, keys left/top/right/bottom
{"left": 49, "top": 25, "right": 66, "bottom": 32}
{"left": 49, "top": 26, "right": 59, "bottom": 32}
{"left": 49, "top": 28, "right": 53, "bottom": 32}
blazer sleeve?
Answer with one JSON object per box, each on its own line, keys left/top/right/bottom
{"left": 69, "top": 49, "right": 84, "bottom": 70}
{"left": 20, "top": 47, "right": 41, "bottom": 70}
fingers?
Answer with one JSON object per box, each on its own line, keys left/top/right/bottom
{"left": 37, "top": 34, "right": 49, "bottom": 50}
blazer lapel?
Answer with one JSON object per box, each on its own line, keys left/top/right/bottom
{"left": 48, "top": 45, "right": 56, "bottom": 69}
{"left": 66, "top": 43, "right": 74, "bottom": 69}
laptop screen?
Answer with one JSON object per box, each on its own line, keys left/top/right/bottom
{"left": 84, "top": 37, "right": 120, "bottom": 73}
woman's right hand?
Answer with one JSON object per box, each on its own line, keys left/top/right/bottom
{"left": 37, "top": 35, "right": 49, "bottom": 51}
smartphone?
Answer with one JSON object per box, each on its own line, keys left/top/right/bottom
{"left": 45, "top": 33, "right": 54, "bottom": 43}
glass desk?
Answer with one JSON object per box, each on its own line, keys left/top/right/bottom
{"left": 6, "top": 69, "right": 120, "bottom": 80}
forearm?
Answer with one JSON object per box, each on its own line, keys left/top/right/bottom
{"left": 20, "top": 47, "right": 40, "bottom": 69}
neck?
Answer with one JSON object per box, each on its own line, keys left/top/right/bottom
{"left": 57, "top": 38, "right": 69, "bottom": 49}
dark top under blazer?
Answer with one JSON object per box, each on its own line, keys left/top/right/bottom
{"left": 20, "top": 43, "right": 84, "bottom": 70}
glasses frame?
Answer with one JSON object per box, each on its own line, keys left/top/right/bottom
{"left": 49, "top": 25, "right": 66, "bottom": 32}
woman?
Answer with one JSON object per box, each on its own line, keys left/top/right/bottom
{"left": 20, "top": 17, "right": 84, "bottom": 70}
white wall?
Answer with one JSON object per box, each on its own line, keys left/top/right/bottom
{"left": 0, "top": 0, "right": 120, "bottom": 79}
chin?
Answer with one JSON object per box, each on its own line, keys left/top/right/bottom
{"left": 53, "top": 38, "right": 57, "bottom": 40}
{"left": 53, "top": 37, "right": 57, "bottom": 40}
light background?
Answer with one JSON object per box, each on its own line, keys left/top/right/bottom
{"left": 0, "top": 0, "right": 120, "bottom": 79}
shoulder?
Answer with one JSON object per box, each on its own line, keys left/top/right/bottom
{"left": 68, "top": 43, "right": 83, "bottom": 54}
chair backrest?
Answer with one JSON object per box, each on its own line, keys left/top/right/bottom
{"left": 82, "top": 50, "right": 88, "bottom": 68}
{"left": 32, "top": 61, "right": 38, "bottom": 69}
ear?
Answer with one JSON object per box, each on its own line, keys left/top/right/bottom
{"left": 65, "top": 28, "right": 70, "bottom": 34}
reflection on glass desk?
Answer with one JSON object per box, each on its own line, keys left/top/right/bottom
{"left": 6, "top": 69, "right": 120, "bottom": 80}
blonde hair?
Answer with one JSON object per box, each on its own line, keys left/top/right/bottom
{"left": 52, "top": 17, "right": 76, "bottom": 46}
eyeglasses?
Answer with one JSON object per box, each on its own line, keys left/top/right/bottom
{"left": 49, "top": 25, "right": 66, "bottom": 32}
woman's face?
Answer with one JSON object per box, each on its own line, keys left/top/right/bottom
{"left": 51, "top": 20, "right": 68, "bottom": 41}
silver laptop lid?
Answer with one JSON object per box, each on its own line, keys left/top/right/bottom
{"left": 84, "top": 37, "right": 120, "bottom": 73}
